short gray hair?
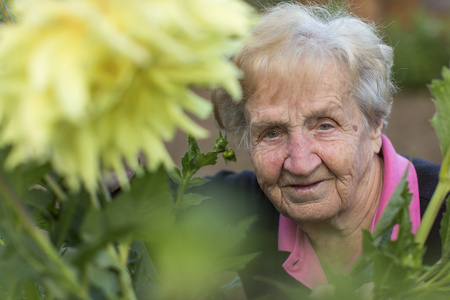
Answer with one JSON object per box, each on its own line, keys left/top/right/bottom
{"left": 212, "top": 2, "right": 396, "bottom": 150}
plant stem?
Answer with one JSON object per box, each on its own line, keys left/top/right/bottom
{"left": 44, "top": 174, "right": 67, "bottom": 202}
{"left": 0, "top": 0, "right": 13, "bottom": 24}
{"left": 0, "top": 172, "right": 86, "bottom": 299}
{"left": 173, "top": 170, "right": 194, "bottom": 215}
{"left": 107, "top": 244, "right": 137, "bottom": 300}
{"left": 118, "top": 237, "right": 131, "bottom": 266}
{"left": 415, "top": 152, "right": 450, "bottom": 246}
{"left": 53, "top": 192, "right": 79, "bottom": 249}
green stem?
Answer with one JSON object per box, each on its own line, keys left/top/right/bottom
{"left": 173, "top": 170, "right": 194, "bottom": 216}
{"left": 44, "top": 174, "right": 67, "bottom": 202}
{"left": 107, "top": 244, "right": 137, "bottom": 300}
{"left": 118, "top": 238, "right": 131, "bottom": 266}
{"left": 415, "top": 152, "right": 450, "bottom": 246}
{"left": 0, "top": 0, "right": 13, "bottom": 24}
{"left": 415, "top": 260, "right": 443, "bottom": 284}
{"left": 419, "top": 260, "right": 450, "bottom": 288}
{"left": 410, "top": 271, "right": 450, "bottom": 298}
{"left": 53, "top": 192, "right": 79, "bottom": 249}
{"left": 0, "top": 172, "right": 86, "bottom": 299}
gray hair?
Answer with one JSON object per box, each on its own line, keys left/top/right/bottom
{"left": 212, "top": 2, "right": 396, "bottom": 150}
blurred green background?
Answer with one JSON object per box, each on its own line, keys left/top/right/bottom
{"left": 244, "top": 0, "right": 450, "bottom": 91}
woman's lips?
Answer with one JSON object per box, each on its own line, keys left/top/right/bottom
{"left": 290, "top": 180, "right": 322, "bottom": 191}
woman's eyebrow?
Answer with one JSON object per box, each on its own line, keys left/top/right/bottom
{"left": 249, "top": 121, "right": 287, "bottom": 135}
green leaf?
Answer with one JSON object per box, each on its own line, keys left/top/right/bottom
{"left": 75, "top": 167, "right": 174, "bottom": 264}
{"left": 347, "top": 171, "right": 427, "bottom": 299}
{"left": 167, "top": 167, "right": 183, "bottom": 185}
{"left": 214, "top": 252, "right": 260, "bottom": 272}
{"left": 178, "top": 193, "right": 210, "bottom": 210}
{"left": 129, "top": 242, "right": 160, "bottom": 300}
{"left": 252, "top": 276, "right": 310, "bottom": 300}
{"left": 50, "top": 191, "right": 80, "bottom": 249}
{"left": 196, "top": 151, "right": 219, "bottom": 169}
{"left": 415, "top": 66, "right": 450, "bottom": 247}
{"left": 86, "top": 249, "right": 121, "bottom": 299}
{"left": 186, "top": 177, "right": 210, "bottom": 189}
{"left": 440, "top": 194, "right": 450, "bottom": 259}
{"left": 429, "top": 65, "right": 450, "bottom": 161}
{"left": 370, "top": 186, "right": 426, "bottom": 300}
{"left": 348, "top": 230, "right": 376, "bottom": 287}
{"left": 372, "top": 169, "right": 412, "bottom": 241}
{"left": 181, "top": 135, "right": 219, "bottom": 177}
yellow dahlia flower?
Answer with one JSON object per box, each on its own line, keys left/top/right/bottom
{"left": 0, "top": 0, "right": 254, "bottom": 192}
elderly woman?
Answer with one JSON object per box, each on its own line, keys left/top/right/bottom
{"left": 202, "top": 2, "right": 442, "bottom": 299}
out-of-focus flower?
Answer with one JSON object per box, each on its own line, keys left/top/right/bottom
{"left": 0, "top": 0, "right": 255, "bottom": 192}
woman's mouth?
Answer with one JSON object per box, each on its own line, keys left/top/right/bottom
{"left": 290, "top": 180, "right": 323, "bottom": 191}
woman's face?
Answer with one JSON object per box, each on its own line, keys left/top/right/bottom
{"left": 246, "top": 65, "right": 383, "bottom": 225}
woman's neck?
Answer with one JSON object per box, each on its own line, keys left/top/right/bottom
{"left": 300, "top": 154, "right": 385, "bottom": 272}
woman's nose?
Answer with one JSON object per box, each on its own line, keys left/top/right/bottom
{"left": 283, "top": 133, "right": 321, "bottom": 176}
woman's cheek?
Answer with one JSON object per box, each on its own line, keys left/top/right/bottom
{"left": 252, "top": 147, "right": 286, "bottom": 183}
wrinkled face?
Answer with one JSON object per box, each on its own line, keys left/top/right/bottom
{"left": 246, "top": 64, "right": 382, "bottom": 224}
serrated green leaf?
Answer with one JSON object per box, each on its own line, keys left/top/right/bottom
{"left": 214, "top": 252, "right": 260, "bottom": 272}
{"left": 50, "top": 190, "right": 80, "bottom": 249}
{"left": 186, "top": 177, "right": 210, "bottom": 189}
{"left": 372, "top": 233, "right": 425, "bottom": 300}
{"left": 372, "top": 170, "right": 411, "bottom": 240}
{"left": 0, "top": 148, "right": 51, "bottom": 199}
{"left": 22, "top": 280, "right": 44, "bottom": 300}
{"left": 180, "top": 151, "right": 191, "bottom": 178}
{"left": 429, "top": 66, "right": 450, "bottom": 159}
{"left": 195, "top": 151, "right": 218, "bottom": 169}
{"left": 75, "top": 167, "right": 174, "bottom": 264}
{"left": 252, "top": 276, "right": 310, "bottom": 300}
{"left": 181, "top": 135, "right": 219, "bottom": 177}
{"left": 371, "top": 205, "right": 425, "bottom": 299}
{"left": 348, "top": 230, "right": 376, "bottom": 287}
{"left": 179, "top": 193, "right": 210, "bottom": 210}
{"left": 129, "top": 242, "right": 159, "bottom": 300}
{"left": 167, "top": 167, "right": 183, "bottom": 185}
{"left": 181, "top": 135, "right": 202, "bottom": 177}
{"left": 440, "top": 195, "right": 450, "bottom": 259}
{"left": 220, "top": 275, "right": 242, "bottom": 293}
{"left": 86, "top": 250, "right": 120, "bottom": 299}
{"left": 347, "top": 171, "right": 426, "bottom": 299}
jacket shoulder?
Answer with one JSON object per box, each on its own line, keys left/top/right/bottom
{"left": 411, "top": 157, "right": 441, "bottom": 202}
{"left": 410, "top": 157, "right": 446, "bottom": 264}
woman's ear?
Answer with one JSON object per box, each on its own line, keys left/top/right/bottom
{"left": 371, "top": 121, "right": 383, "bottom": 154}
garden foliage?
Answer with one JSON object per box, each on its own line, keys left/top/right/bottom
{"left": 0, "top": 0, "right": 257, "bottom": 299}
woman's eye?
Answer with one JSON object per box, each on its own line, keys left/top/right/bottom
{"left": 318, "top": 123, "right": 333, "bottom": 130}
{"left": 266, "top": 131, "right": 280, "bottom": 138}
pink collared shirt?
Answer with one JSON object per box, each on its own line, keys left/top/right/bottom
{"left": 278, "top": 135, "right": 421, "bottom": 289}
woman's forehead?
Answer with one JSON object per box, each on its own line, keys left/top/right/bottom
{"left": 249, "top": 60, "right": 352, "bottom": 103}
